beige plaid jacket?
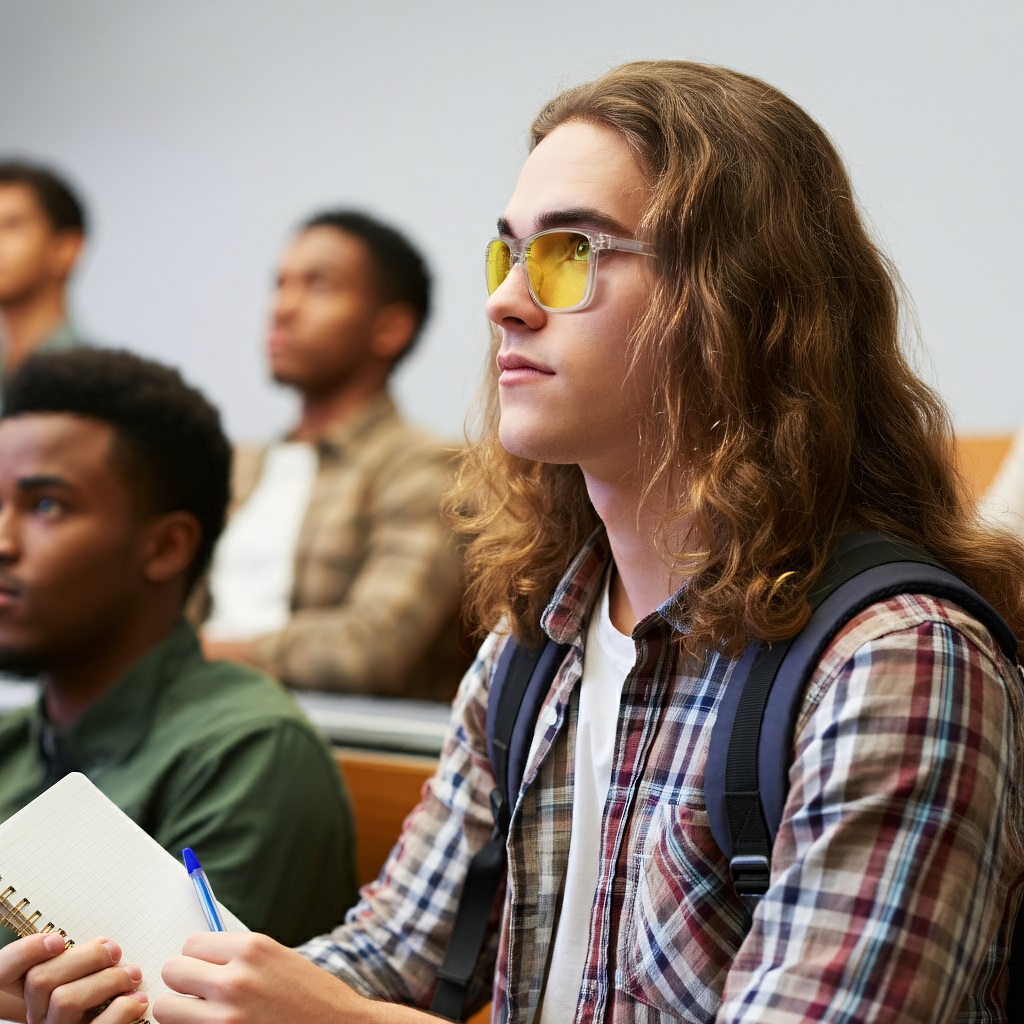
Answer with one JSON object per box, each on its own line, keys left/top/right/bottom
{"left": 194, "top": 393, "right": 466, "bottom": 700}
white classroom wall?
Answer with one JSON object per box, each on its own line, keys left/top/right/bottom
{"left": 1, "top": 0, "right": 1021, "bottom": 441}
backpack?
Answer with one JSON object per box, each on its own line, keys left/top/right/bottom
{"left": 431, "top": 533, "right": 1023, "bottom": 1021}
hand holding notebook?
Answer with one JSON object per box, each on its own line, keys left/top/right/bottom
{"left": 0, "top": 771, "right": 247, "bottom": 1014}
{"left": 0, "top": 932, "right": 150, "bottom": 1023}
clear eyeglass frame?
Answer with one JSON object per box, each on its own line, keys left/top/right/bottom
{"left": 485, "top": 227, "right": 657, "bottom": 312}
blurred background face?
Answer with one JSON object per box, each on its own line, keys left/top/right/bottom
{"left": 266, "top": 226, "right": 385, "bottom": 398}
{"left": 0, "top": 184, "right": 71, "bottom": 305}
{"left": 0, "top": 414, "right": 147, "bottom": 673}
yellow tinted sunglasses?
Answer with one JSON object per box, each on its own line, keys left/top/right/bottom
{"left": 485, "top": 228, "right": 656, "bottom": 312}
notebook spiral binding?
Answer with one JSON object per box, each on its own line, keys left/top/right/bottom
{"left": 2, "top": 877, "right": 151, "bottom": 1024}
{"left": 0, "top": 878, "right": 73, "bottom": 947}
{"left": 2, "top": 877, "right": 149, "bottom": 1022}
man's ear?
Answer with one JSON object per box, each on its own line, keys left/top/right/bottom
{"left": 140, "top": 511, "right": 202, "bottom": 586}
{"left": 370, "top": 302, "right": 417, "bottom": 363}
{"left": 48, "top": 231, "right": 84, "bottom": 284}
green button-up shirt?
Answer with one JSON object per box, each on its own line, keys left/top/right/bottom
{"left": 0, "top": 622, "right": 357, "bottom": 947}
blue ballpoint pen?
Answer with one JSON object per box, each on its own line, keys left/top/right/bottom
{"left": 182, "top": 847, "right": 225, "bottom": 931}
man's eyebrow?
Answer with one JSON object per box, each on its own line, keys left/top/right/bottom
{"left": 496, "top": 208, "right": 634, "bottom": 239}
{"left": 275, "top": 263, "right": 343, "bottom": 285}
{"left": 16, "top": 475, "right": 74, "bottom": 490}
{"left": 300, "top": 263, "right": 344, "bottom": 278}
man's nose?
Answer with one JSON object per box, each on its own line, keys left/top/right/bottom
{"left": 484, "top": 262, "right": 546, "bottom": 330}
{"left": 272, "top": 285, "right": 299, "bottom": 322}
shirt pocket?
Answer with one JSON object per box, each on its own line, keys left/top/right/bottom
{"left": 617, "top": 793, "right": 749, "bottom": 1019}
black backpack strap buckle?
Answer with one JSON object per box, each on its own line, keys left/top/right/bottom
{"left": 729, "top": 854, "right": 770, "bottom": 896}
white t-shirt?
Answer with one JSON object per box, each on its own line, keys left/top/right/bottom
{"left": 539, "top": 571, "right": 635, "bottom": 1023}
{"left": 204, "top": 442, "right": 318, "bottom": 640}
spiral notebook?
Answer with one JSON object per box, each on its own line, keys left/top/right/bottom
{"left": 0, "top": 772, "right": 246, "bottom": 1004}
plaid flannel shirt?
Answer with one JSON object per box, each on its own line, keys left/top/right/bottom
{"left": 300, "top": 530, "right": 1024, "bottom": 1022}
{"left": 192, "top": 393, "right": 465, "bottom": 699}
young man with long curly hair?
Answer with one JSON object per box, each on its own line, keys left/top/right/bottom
{"left": 6, "top": 60, "right": 1024, "bottom": 1024}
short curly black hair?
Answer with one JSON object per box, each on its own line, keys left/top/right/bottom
{"left": 2, "top": 348, "right": 231, "bottom": 593}
{"left": 301, "top": 209, "right": 430, "bottom": 360}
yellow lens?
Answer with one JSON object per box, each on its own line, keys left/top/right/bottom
{"left": 486, "top": 240, "right": 511, "bottom": 295}
{"left": 528, "top": 231, "right": 590, "bottom": 309}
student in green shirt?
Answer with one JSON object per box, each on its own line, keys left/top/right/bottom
{"left": 0, "top": 348, "right": 357, "bottom": 958}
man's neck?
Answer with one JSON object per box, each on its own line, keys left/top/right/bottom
{"left": 584, "top": 470, "right": 691, "bottom": 636}
{"left": 1, "top": 291, "right": 67, "bottom": 370}
{"left": 41, "top": 610, "right": 181, "bottom": 730}
{"left": 290, "top": 383, "right": 386, "bottom": 444}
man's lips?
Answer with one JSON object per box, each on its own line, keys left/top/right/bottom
{"left": 496, "top": 352, "right": 554, "bottom": 382}
{"left": 266, "top": 330, "right": 292, "bottom": 357}
{"left": 0, "top": 576, "right": 24, "bottom": 607}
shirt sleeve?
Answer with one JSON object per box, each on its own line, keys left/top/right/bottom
{"left": 149, "top": 718, "right": 358, "bottom": 948}
{"left": 719, "top": 604, "right": 1024, "bottom": 1022}
{"left": 297, "top": 633, "right": 503, "bottom": 1012}
{"left": 247, "top": 445, "right": 464, "bottom": 696}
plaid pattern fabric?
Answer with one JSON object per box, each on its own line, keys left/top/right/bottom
{"left": 195, "top": 393, "right": 465, "bottom": 699}
{"left": 300, "top": 530, "right": 1024, "bottom": 1022}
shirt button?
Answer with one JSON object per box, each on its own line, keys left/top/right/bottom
{"left": 544, "top": 706, "right": 558, "bottom": 727}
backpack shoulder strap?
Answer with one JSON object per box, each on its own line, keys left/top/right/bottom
{"left": 705, "top": 532, "right": 1017, "bottom": 896}
{"left": 432, "top": 634, "right": 569, "bottom": 1021}
{"left": 486, "top": 636, "right": 573, "bottom": 818}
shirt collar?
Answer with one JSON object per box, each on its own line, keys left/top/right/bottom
{"left": 29, "top": 621, "right": 203, "bottom": 776}
{"left": 37, "top": 319, "right": 80, "bottom": 351}
{"left": 0, "top": 318, "right": 79, "bottom": 379}
{"left": 540, "top": 526, "right": 691, "bottom": 645}
{"left": 314, "top": 391, "right": 398, "bottom": 459}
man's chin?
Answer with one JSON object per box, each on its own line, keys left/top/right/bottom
{"left": 269, "top": 368, "right": 307, "bottom": 393}
{"left": 268, "top": 352, "right": 302, "bottom": 384}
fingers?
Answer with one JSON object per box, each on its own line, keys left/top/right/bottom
{"left": 178, "top": 930, "right": 258, "bottom": 965}
{"left": 160, "top": 954, "right": 224, "bottom": 1001}
{"left": 0, "top": 933, "right": 67, "bottom": 992}
{"left": 34, "top": 967, "right": 144, "bottom": 1024}
{"left": 161, "top": 933, "right": 263, "bottom": 1005}
{"left": 150, "top": 990, "right": 215, "bottom": 1024}
{"left": 23, "top": 938, "right": 142, "bottom": 1024}
{"left": 159, "top": 937, "right": 374, "bottom": 1024}
{"left": 159, "top": 933, "right": 288, "bottom": 1020}
{"left": 24, "top": 937, "right": 119, "bottom": 1022}
{"left": 84, "top": 991, "right": 151, "bottom": 1024}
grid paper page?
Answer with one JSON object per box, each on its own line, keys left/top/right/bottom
{"left": 0, "top": 772, "right": 246, "bottom": 1001}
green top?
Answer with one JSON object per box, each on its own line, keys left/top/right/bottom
{"left": 33, "top": 319, "right": 81, "bottom": 351}
{"left": 0, "top": 318, "right": 85, "bottom": 408}
{"left": 0, "top": 622, "right": 357, "bottom": 947}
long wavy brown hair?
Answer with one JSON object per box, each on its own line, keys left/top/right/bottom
{"left": 449, "top": 60, "right": 1024, "bottom": 656}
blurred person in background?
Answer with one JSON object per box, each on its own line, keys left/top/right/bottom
{"left": 195, "top": 210, "right": 465, "bottom": 701}
{"left": 0, "top": 160, "right": 91, "bottom": 388}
